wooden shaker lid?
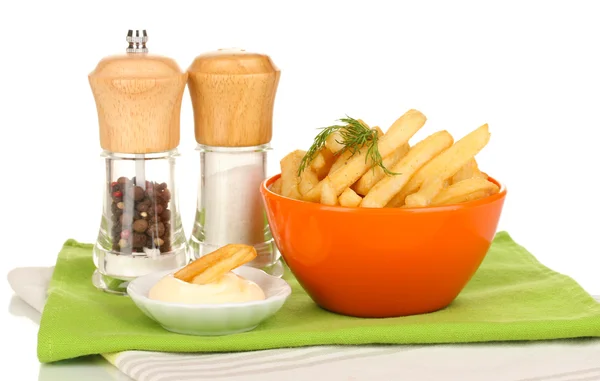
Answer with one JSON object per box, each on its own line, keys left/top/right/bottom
{"left": 187, "top": 49, "right": 280, "bottom": 147}
{"left": 89, "top": 31, "right": 188, "bottom": 154}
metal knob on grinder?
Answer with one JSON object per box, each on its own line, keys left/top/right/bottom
{"left": 186, "top": 49, "right": 282, "bottom": 276}
{"left": 126, "top": 29, "right": 148, "bottom": 53}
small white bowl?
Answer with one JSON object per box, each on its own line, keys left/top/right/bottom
{"left": 127, "top": 266, "right": 292, "bottom": 336}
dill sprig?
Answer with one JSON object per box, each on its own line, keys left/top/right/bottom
{"left": 297, "top": 116, "right": 400, "bottom": 176}
{"left": 296, "top": 124, "right": 344, "bottom": 175}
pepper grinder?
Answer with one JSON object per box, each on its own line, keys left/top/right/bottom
{"left": 89, "top": 30, "right": 189, "bottom": 294}
{"left": 187, "top": 49, "right": 283, "bottom": 276}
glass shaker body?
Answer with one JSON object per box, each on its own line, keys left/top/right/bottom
{"left": 189, "top": 144, "right": 282, "bottom": 276}
{"left": 93, "top": 150, "right": 188, "bottom": 294}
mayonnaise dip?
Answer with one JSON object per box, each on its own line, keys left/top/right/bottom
{"left": 148, "top": 271, "right": 266, "bottom": 304}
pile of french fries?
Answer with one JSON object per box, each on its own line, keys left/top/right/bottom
{"left": 270, "top": 109, "right": 500, "bottom": 208}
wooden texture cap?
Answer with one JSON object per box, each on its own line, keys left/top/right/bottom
{"left": 187, "top": 49, "right": 280, "bottom": 147}
{"left": 89, "top": 54, "right": 188, "bottom": 153}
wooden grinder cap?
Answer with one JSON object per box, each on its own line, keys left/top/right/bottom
{"left": 187, "top": 49, "right": 280, "bottom": 147}
{"left": 88, "top": 30, "right": 188, "bottom": 154}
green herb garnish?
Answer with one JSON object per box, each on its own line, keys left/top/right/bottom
{"left": 297, "top": 116, "right": 399, "bottom": 176}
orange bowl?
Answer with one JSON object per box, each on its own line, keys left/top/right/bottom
{"left": 260, "top": 174, "right": 507, "bottom": 318}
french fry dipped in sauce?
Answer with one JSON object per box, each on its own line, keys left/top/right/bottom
{"left": 148, "top": 244, "right": 266, "bottom": 304}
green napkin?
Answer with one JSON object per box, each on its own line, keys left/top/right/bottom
{"left": 37, "top": 232, "right": 600, "bottom": 363}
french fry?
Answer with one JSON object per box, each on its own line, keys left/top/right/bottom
{"left": 386, "top": 124, "right": 491, "bottom": 207}
{"left": 299, "top": 167, "right": 320, "bottom": 196}
{"left": 270, "top": 178, "right": 282, "bottom": 194}
{"left": 360, "top": 130, "right": 453, "bottom": 208}
{"left": 339, "top": 187, "right": 363, "bottom": 207}
{"left": 320, "top": 177, "right": 338, "bottom": 205}
{"left": 353, "top": 143, "right": 410, "bottom": 196}
{"left": 280, "top": 150, "right": 305, "bottom": 200}
{"left": 371, "top": 125, "right": 383, "bottom": 136}
{"left": 451, "top": 159, "right": 477, "bottom": 184}
{"left": 386, "top": 192, "right": 407, "bottom": 207}
{"left": 325, "top": 131, "right": 345, "bottom": 154}
{"left": 358, "top": 119, "right": 371, "bottom": 129}
{"left": 174, "top": 244, "right": 257, "bottom": 284}
{"left": 310, "top": 147, "right": 335, "bottom": 179}
{"left": 430, "top": 178, "right": 499, "bottom": 206}
{"left": 404, "top": 177, "right": 445, "bottom": 207}
{"left": 304, "top": 109, "right": 427, "bottom": 202}
{"left": 393, "top": 176, "right": 450, "bottom": 208}
{"left": 451, "top": 159, "right": 487, "bottom": 184}
{"left": 329, "top": 126, "right": 384, "bottom": 175}
{"left": 328, "top": 149, "right": 354, "bottom": 174}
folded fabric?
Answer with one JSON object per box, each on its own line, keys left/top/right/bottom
{"left": 10, "top": 266, "right": 600, "bottom": 381}
{"left": 36, "top": 232, "right": 600, "bottom": 363}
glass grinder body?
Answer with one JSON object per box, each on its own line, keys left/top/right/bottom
{"left": 88, "top": 30, "right": 190, "bottom": 294}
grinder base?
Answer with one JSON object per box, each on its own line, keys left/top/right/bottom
{"left": 92, "top": 270, "right": 131, "bottom": 295}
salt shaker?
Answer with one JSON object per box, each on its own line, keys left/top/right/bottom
{"left": 186, "top": 49, "right": 283, "bottom": 276}
{"left": 89, "top": 30, "right": 189, "bottom": 294}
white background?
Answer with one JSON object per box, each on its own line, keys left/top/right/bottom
{"left": 1, "top": 0, "right": 599, "bottom": 379}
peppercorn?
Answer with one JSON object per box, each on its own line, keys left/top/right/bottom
{"left": 112, "top": 190, "right": 123, "bottom": 198}
{"left": 117, "top": 177, "right": 129, "bottom": 185}
{"left": 158, "top": 222, "right": 167, "bottom": 237}
{"left": 160, "top": 209, "right": 171, "bottom": 222}
{"left": 154, "top": 204, "right": 164, "bottom": 215}
{"left": 160, "top": 188, "right": 171, "bottom": 203}
{"left": 111, "top": 222, "right": 122, "bottom": 234}
{"left": 120, "top": 229, "right": 131, "bottom": 239}
{"left": 132, "top": 233, "right": 147, "bottom": 248}
{"left": 136, "top": 202, "right": 149, "bottom": 212}
{"left": 146, "top": 221, "right": 165, "bottom": 237}
{"left": 132, "top": 219, "right": 148, "bottom": 233}
{"left": 133, "top": 186, "right": 145, "bottom": 201}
